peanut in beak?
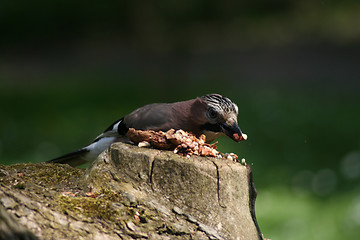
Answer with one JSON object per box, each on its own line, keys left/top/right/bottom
{"left": 233, "top": 133, "right": 248, "bottom": 142}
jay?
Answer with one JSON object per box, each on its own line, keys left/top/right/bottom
{"left": 49, "top": 94, "right": 245, "bottom": 166}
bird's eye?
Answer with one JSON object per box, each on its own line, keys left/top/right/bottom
{"left": 207, "top": 108, "right": 218, "bottom": 119}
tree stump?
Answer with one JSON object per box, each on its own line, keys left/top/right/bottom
{"left": 0, "top": 142, "right": 265, "bottom": 240}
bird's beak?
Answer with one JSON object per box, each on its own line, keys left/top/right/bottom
{"left": 221, "top": 122, "right": 246, "bottom": 142}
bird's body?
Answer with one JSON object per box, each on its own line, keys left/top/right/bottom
{"left": 48, "top": 94, "right": 245, "bottom": 166}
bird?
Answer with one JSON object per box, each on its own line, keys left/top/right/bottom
{"left": 48, "top": 94, "right": 245, "bottom": 167}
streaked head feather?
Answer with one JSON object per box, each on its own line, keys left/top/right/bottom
{"left": 200, "top": 94, "right": 238, "bottom": 115}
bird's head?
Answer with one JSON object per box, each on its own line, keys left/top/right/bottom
{"left": 198, "top": 94, "right": 246, "bottom": 143}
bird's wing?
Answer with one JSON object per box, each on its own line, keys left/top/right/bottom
{"left": 124, "top": 103, "right": 174, "bottom": 131}
{"left": 93, "top": 118, "right": 123, "bottom": 142}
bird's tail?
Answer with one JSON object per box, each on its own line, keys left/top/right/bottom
{"left": 48, "top": 118, "right": 125, "bottom": 167}
{"left": 47, "top": 148, "right": 90, "bottom": 167}
{"left": 47, "top": 136, "right": 119, "bottom": 167}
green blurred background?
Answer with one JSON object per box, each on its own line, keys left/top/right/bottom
{"left": 1, "top": 1, "right": 360, "bottom": 239}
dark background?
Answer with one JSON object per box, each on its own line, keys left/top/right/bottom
{"left": 1, "top": 1, "right": 360, "bottom": 239}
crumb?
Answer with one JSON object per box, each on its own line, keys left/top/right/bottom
{"left": 138, "top": 141, "right": 151, "bottom": 148}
